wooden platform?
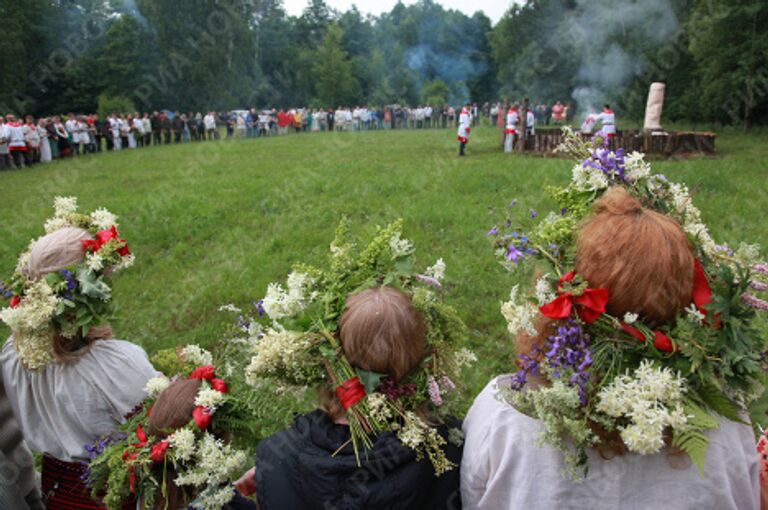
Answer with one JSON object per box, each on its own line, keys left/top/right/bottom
{"left": 521, "top": 129, "right": 716, "bottom": 157}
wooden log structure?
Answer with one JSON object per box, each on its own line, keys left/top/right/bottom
{"left": 524, "top": 128, "right": 716, "bottom": 157}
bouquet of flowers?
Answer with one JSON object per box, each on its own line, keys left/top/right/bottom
{"left": 231, "top": 219, "right": 475, "bottom": 474}
{"left": 87, "top": 345, "right": 251, "bottom": 510}
{"left": 488, "top": 127, "right": 767, "bottom": 478}
{"left": 0, "top": 196, "right": 134, "bottom": 369}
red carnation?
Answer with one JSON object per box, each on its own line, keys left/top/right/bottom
{"left": 81, "top": 226, "right": 128, "bottom": 255}
{"left": 192, "top": 405, "right": 212, "bottom": 430}
{"left": 150, "top": 441, "right": 170, "bottom": 463}
{"left": 9, "top": 296, "right": 20, "bottom": 308}
{"left": 210, "top": 378, "right": 228, "bottom": 394}
{"left": 190, "top": 365, "right": 215, "bottom": 382}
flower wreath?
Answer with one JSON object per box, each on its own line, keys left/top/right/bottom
{"left": 87, "top": 352, "right": 249, "bottom": 510}
{"left": 488, "top": 127, "right": 768, "bottom": 478}
{"left": 0, "top": 196, "right": 134, "bottom": 370}
{"left": 233, "top": 219, "right": 475, "bottom": 475}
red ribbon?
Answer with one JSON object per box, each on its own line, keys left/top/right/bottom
{"left": 190, "top": 365, "right": 215, "bottom": 382}
{"left": 81, "top": 225, "right": 130, "bottom": 256}
{"left": 150, "top": 441, "right": 170, "bottom": 463}
{"left": 539, "top": 272, "right": 609, "bottom": 324}
{"left": 621, "top": 323, "right": 675, "bottom": 352}
{"left": 9, "top": 296, "right": 20, "bottom": 308}
{"left": 335, "top": 377, "right": 366, "bottom": 410}
{"left": 192, "top": 405, "right": 212, "bottom": 430}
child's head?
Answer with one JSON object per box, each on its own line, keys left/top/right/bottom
{"left": 574, "top": 186, "right": 694, "bottom": 326}
{"left": 339, "top": 286, "right": 426, "bottom": 382}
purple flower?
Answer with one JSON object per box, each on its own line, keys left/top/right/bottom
{"left": 377, "top": 378, "right": 417, "bottom": 400}
{"left": 487, "top": 226, "right": 499, "bottom": 237}
{"left": 510, "top": 199, "right": 518, "bottom": 208}
{"left": 750, "top": 280, "right": 768, "bottom": 292}
{"left": 560, "top": 208, "right": 568, "bottom": 216}
{"left": 715, "top": 244, "right": 734, "bottom": 257}
{"left": 754, "top": 263, "right": 768, "bottom": 276}
{"left": 506, "top": 245, "right": 524, "bottom": 263}
{"left": 440, "top": 376, "right": 456, "bottom": 392}
{"left": 742, "top": 293, "right": 768, "bottom": 312}
{"left": 530, "top": 208, "right": 537, "bottom": 219}
{"left": 541, "top": 320, "right": 592, "bottom": 404}
{"left": 427, "top": 376, "right": 443, "bottom": 406}
{"left": 253, "top": 299, "right": 266, "bottom": 317}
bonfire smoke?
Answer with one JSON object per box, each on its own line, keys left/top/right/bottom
{"left": 566, "top": 0, "right": 678, "bottom": 116}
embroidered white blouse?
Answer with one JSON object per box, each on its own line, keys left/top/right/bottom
{"left": 0, "top": 338, "right": 158, "bottom": 462}
{"left": 461, "top": 376, "right": 759, "bottom": 510}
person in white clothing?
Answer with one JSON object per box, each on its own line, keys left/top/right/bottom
{"left": 204, "top": 111, "right": 217, "bottom": 139}
{"left": 457, "top": 102, "right": 472, "bottom": 156}
{"left": 592, "top": 104, "right": 616, "bottom": 137}
{"left": 0, "top": 202, "right": 157, "bottom": 508}
{"left": 4, "top": 114, "right": 27, "bottom": 168}
{"left": 37, "top": 118, "right": 52, "bottom": 163}
{"left": 504, "top": 105, "right": 519, "bottom": 153}
{"left": 526, "top": 108, "right": 535, "bottom": 137}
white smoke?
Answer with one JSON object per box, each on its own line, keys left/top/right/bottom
{"left": 565, "top": 0, "right": 679, "bottom": 117}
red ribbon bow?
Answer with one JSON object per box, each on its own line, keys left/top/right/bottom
{"left": 620, "top": 323, "right": 675, "bottom": 352}
{"left": 81, "top": 225, "right": 130, "bottom": 256}
{"left": 539, "top": 272, "right": 609, "bottom": 324}
{"left": 335, "top": 377, "right": 366, "bottom": 410}
{"left": 9, "top": 296, "right": 20, "bottom": 308}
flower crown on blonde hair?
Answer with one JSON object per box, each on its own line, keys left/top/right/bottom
{"left": 0, "top": 197, "right": 134, "bottom": 370}
{"left": 488, "top": 128, "right": 767, "bottom": 479}
{"left": 228, "top": 219, "right": 475, "bottom": 475}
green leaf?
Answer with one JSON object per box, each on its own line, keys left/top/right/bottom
{"left": 671, "top": 401, "right": 719, "bottom": 477}
{"left": 698, "top": 385, "right": 746, "bottom": 423}
{"left": 75, "top": 267, "right": 112, "bottom": 301}
{"left": 357, "top": 368, "right": 385, "bottom": 394}
{"left": 394, "top": 256, "right": 413, "bottom": 275}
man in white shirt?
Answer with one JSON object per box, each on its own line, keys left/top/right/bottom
{"left": 457, "top": 102, "right": 472, "bottom": 157}
{"left": 593, "top": 104, "right": 616, "bottom": 138}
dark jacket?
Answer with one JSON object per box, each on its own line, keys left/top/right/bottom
{"left": 255, "top": 410, "right": 462, "bottom": 510}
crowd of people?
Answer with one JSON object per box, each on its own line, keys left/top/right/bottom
{"left": 0, "top": 100, "right": 586, "bottom": 169}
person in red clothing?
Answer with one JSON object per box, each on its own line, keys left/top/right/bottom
{"left": 4, "top": 114, "right": 27, "bottom": 169}
{"left": 277, "top": 109, "right": 290, "bottom": 135}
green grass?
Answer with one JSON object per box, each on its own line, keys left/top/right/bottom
{"left": 1, "top": 125, "right": 767, "bottom": 413}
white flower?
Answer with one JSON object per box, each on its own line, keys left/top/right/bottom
{"left": 623, "top": 312, "right": 639, "bottom": 324}
{"left": 501, "top": 285, "right": 537, "bottom": 337}
{"left": 53, "top": 196, "right": 78, "bottom": 216}
{"left": 684, "top": 303, "right": 706, "bottom": 325}
{"left": 144, "top": 376, "right": 170, "bottom": 398}
{"left": 245, "top": 328, "right": 314, "bottom": 384}
{"left": 735, "top": 242, "right": 761, "bottom": 264}
{"left": 218, "top": 304, "right": 242, "bottom": 314}
{"left": 0, "top": 280, "right": 59, "bottom": 370}
{"left": 455, "top": 347, "right": 477, "bottom": 368}
{"left": 397, "top": 411, "right": 428, "bottom": 450}
{"left": 596, "top": 360, "right": 688, "bottom": 455}
{"left": 15, "top": 242, "right": 34, "bottom": 274}
{"left": 44, "top": 216, "right": 72, "bottom": 234}
{"left": 90, "top": 208, "right": 118, "bottom": 230}
{"left": 195, "top": 387, "right": 225, "bottom": 410}
{"left": 425, "top": 258, "right": 446, "bottom": 281}
{"left": 368, "top": 393, "right": 392, "bottom": 422}
{"left": 389, "top": 232, "right": 413, "bottom": 257}
{"left": 261, "top": 272, "right": 315, "bottom": 320}
{"left": 534, "top": 275, "right": 555, "bottom": 306}
{"left": 572, "top": 163, "right": 609, "bottom": 191}
{"left": 624, "top": 151, "right": 651, "bottom": 181}
{"left": 113, "top": 253, "right": 135, "bottom": 272}
{"left": 181, "top": 344, "right": 213, "bottom": 366}
{"left": 85, "top": 252, "right": 104, "bottom": 271}
{"left": 168, "top": 428, "right": 196, "bottom": 461}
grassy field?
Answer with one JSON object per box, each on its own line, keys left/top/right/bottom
{"left": 1, "top": 125, "right": 767, "bottom": 411}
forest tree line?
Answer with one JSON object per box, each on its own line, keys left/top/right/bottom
{"left": 1, "top": 0, "right": 766, "bottom": 128}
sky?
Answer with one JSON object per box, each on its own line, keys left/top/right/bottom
{"left": 282, "top": 0, "right": 513, "bottom": 24}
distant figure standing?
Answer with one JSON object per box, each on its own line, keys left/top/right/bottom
{"left": 593, "top": 104, "right": 616, "bottom": 137}
{"left": 457, "top": 102, "right": 472, "bottom": 157}
{"left": 551, "top": 101, "right": 564, "bottom": 125}
{"left": 204, "top": 112, "right": 216, "bottom": 140}
{"left": 504, "top": 104, "right": 519, "bottom": 153}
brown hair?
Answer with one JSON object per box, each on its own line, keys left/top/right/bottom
{"left": 517, "top": 187, "right": 695, "bottom": 457}
{"left": 146, "top": 378, "right": 203, "bottom": 510}
{"left": 321, "top": 286, "right": 427, "bottom": 420}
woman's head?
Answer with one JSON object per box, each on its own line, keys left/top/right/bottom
{"left": 574, "top": 186, "right": 694, "bottom": 326}
{"left": 339, "top": 286, "right": 426, "bottom": 382}
{"left": 25, "top": 227, "right": 113, "bottom": 358}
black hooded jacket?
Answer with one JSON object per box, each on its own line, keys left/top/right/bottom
{"left": 255, "top": 410, "right": 463, "bottom": 510}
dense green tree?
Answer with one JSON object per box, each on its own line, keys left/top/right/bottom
{"left": 687, "top": 0, "right": 768, "bottom": 130}
{"left": 312, "top": 24, "right": 362, "bottom": 106}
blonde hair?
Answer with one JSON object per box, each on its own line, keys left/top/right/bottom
{"left": 26, "top": 227, "right": 114, "bottom": 361}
